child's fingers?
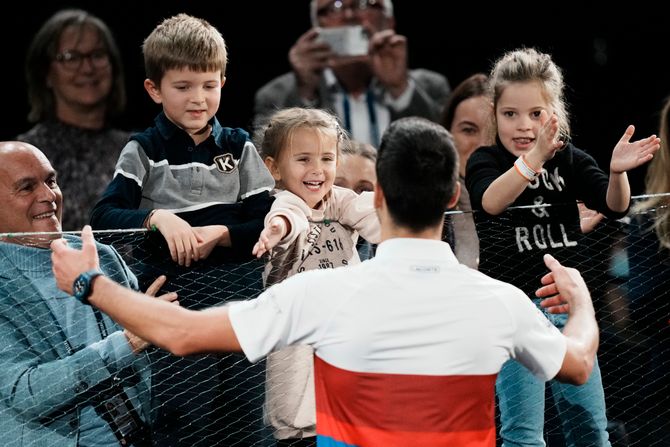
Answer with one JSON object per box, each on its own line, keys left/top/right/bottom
{"left": 175, "top": 240, "right": 187, "bottom": 266}
{"left": 189, "top": 232, "right": 200, "bottom": 262}
{"left": 253, "top": 241, "right": 264, "bottom": 256}
{"left": 166, "top": 239, "right": 178, "bottom": 262}
{"left": 642, "top": 134, "right": 659, "bottom": 145}
{"left": 179, "top": 235, "right": 195, "bottom": 265}
{"left": 618, "top": 125, "right": 635, "bottom": 145}
{"left": 176, "top": 238, "right": 195, "bottom": 267}
{"left": 253, "top": 240, "right": 267, "bottom": 258}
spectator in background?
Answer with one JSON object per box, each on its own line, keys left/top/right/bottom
{"left": 627, "top": 95, "right": 670, "bottom": 445}
{"left": 335, "top": 139, "right": 378, "bottom": 259}
{"left": 0, "top": 141, "right": 175, "bottom": 447}
{"left": 335, "top": 139, "right": 377, "bottom": 195}
{"left": 17, "top": 9, "right": 129, "bottom": 231}
{"left": 441, "top": 73, "right": 492, "bottom": 269}
{"left": 253, "top": 0, "right": 450, "bottom": 147}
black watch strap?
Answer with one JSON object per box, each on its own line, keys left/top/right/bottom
{"left": 72, "top": 269, "right": 104, "bottom": 305}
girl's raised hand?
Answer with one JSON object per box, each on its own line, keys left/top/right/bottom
{"left": 533, "top": 110, "right": 564, "bottom": 162}
{"left": 610, "top": 125, "right": 661, "bottom": 174}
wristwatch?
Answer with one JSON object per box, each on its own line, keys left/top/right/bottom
{"left": 73, "top": 269, "right": 104, "bottom": 305}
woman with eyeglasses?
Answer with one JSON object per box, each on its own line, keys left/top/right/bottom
{"left": 17, "top": 8, "right": 129, "bottom": 231}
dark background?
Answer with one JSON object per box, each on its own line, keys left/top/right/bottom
{"left": 3, "top": 1, "right": 666, "bottom": 194}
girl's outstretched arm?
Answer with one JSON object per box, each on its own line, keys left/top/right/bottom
{"left": 606, "top": 125, "right": 660, "bottom": 212}
{"left": 252, "top": 216, "right": 290, "bottom": 258}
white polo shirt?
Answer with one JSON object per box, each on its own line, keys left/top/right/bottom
{"left": 229, "top": 238, "right": 566, "bottom": 447}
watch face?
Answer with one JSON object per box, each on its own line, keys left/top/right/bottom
{"left": 73, "top": 274, "right": 91, "bottom": 301}
{"left": 74, "top": 277, "right": 86, "bottom": 297}
{"left": 72, "top": 270, "right": 103, "bottom": 304}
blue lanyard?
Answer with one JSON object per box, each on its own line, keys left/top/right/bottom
{"left": 342, "top": 89, "right": 379, "bottom": 146}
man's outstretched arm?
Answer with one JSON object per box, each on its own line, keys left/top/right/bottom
{"left": 51, "top": 226, "right": 242, "bottom": 356}
{"left": 537, "top": 254, "right": 599, "bottom": 385}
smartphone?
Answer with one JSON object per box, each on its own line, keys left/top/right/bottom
{"left": 316, "top": 25, "right": 369, "bottom": 56}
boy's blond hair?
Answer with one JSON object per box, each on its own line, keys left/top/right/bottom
{"left": 142, "top": 13, "right": 227, "bottom": 84}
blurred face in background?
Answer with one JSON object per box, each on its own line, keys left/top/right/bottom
{"left": 315, "top": 0, "right": 392, "bottom": 32}
{"left": 49, "top": 24, "right": 112, "bottom": 117}
{"left": 449, "top": 95, "right": 492, "bottom": 177}
{"left": 335, "top": 152, "right": 376, "bottom": 194}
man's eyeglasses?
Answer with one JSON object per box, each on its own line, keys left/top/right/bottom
{"left": 54, "top": 49, "right": 110, "bottom": 71}
{"left": 317, "top": 0, "right": 384, "bottom": 17}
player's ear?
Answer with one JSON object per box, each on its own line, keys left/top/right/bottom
{"left": 447, "top": 181, "right": 461, "bottom": 209}
{"left": 373, "top": 182, "right": 384, "bottom": 210}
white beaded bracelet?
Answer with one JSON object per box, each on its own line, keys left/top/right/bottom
{"left": 514, "top": 155, "right": 540, "bottom": 181}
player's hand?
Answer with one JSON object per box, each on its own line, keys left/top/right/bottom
{"left": 50, "top": 225, "right": 100, "bottom": 294}
{"left": 537, "top": 254, "right": 592, "bottom": 315}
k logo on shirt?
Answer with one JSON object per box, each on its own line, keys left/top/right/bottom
{"left": 214, "top": 153, "right": 237, "bottom": 173}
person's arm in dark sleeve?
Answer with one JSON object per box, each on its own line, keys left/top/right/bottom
{"left": 90, "top": 141, "right": 152, "bottom": 230}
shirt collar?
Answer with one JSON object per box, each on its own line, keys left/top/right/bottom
{"left": 154, "top": 111, "right": 222, "bottom": 143}
{"left": 374, "top": 238, "right": 458, "bottom": 264}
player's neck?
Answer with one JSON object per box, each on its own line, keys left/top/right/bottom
{"left": 380, "top": 221, "right": 442, "bottom": 243}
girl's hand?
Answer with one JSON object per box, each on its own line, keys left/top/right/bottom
{"left": 610, "top": 125, "right": 660, "bottom": 174}
{"left": 577, "top": 203, "right": 604, "bottom": 234}
{"left": 529, "top": 111, "right": 564, "bottom": 165}
{"left": 252, "top": 216, "right": 288, "bottom": 258}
